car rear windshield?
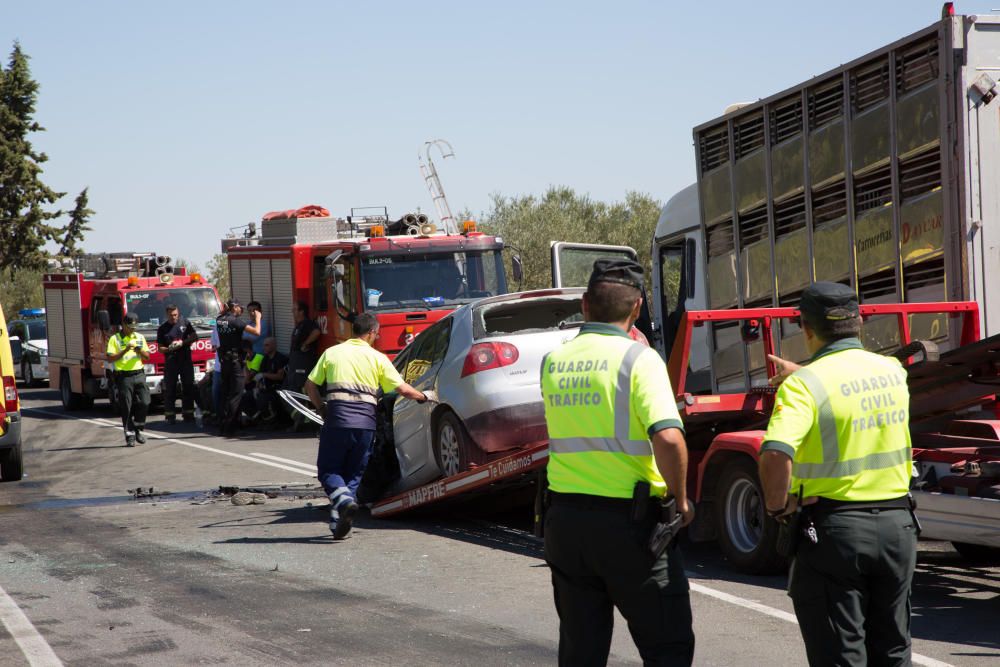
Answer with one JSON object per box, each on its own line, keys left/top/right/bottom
{"left": 473, "top": 295, "right": 583, "bottom": 339}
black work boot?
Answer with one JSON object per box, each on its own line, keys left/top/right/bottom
{"left": 125, "top": 434, "right": 136, "bottom": 447}
{"left": 333, "top": 501, "right": 359, "bottom": 540}
{"left": 135, "top": 430, "right": 147, "bottom": 444}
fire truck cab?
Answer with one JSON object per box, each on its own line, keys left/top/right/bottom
{"left": 225, "top": 209, "right": 510, "bottom": 358}
{"left": 44, "top": 253, "right": 221, "bottom": 410}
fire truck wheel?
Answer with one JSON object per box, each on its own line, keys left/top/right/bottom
{"left": 434, "top": 412, "right": 468, "bottom": 478}
{"left": 952, "top": 542, "right": 1000, "bottom": 563}
{"left": 59, "top": 370, "right": 84, "bottom": 411}
{"left": 107, "top": 378, "right": 122, "bottom": 415}
{"left": 714, "top": 458, "right": 786, "bottom": 575}
{"left": 0, "top": 441, "right": 23, "bottom": 482}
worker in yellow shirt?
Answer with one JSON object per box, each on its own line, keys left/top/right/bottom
{"left": 305, "top": 312, "right": 426, "bottom": 539}
{"left": 760, "top": 281, "right": 917, "bottom": 666}
{"left": 106, "top": 312, "right": 151, "bottom": 447}
{"left": 540, "top": 258, "right": 695, "bottom": 666}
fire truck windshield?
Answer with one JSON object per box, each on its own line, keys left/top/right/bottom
{"left": 361, "top": 250, "right": 507, "bottom": 310}
{"left": 123, "top": 287, "right": 221, "bottom": 329}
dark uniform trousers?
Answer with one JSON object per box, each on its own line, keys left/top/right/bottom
{"left": 115, "top": 371, "right": 149, "bottom": 435}
{"left": 789, "top": 507, "right": 917, "bottom": 667}
{"left": 219, "top": 350, "right": 245, "bottom": 435}
{"left": 544, "top": 494, "right": 695, "bottom": 667}
{"left": 163, "top": 351, "right": 197, "bottom": 419}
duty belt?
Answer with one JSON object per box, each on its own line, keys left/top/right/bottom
{"left": 549, "top": 491, "right": 638, "bottom": 514}
{"left": 114, "top": 369, "right": 144, "bottom": 377}
{"left": 811, "top": 495, "right": 910, "bottom": 514}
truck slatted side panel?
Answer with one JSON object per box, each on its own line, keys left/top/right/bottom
{"left": 269, "top": 259, "right": 294, "bottom": 352}
{"left": 249, "top": 258, "right": 273, "bottom": 316}
{"left": 230, "top": 259, "right": 252, "bottom": 310}
{"left": 44, "top": 287, "right": 68, "bottom": 361}
{"left": 62, "top": 285, "right": 84, "bottom": 360}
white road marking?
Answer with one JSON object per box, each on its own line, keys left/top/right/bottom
{"left": 0, "top": 581, "right": 63, "bottom": 666}
{"left": 249, "top": 453, "right": 317, "bottom": 473}
{"left": 25, "top": 408, "right": 314, "bottom": 477}
{"left": 687, "top": 578, "right": 953, "bottom": 667}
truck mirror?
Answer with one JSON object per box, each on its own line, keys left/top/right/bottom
{"left": 97, "top": 310, "right": 112, "bottom": 333}
{"left": 511, "top": 255, "right": 524, "bottom": 284}
{"left": 324, "top": 250, "right": 344, "bottom": 279}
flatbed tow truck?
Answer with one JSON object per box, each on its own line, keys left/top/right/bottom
{"left": 367, "top": 299, "right": 1000, "bottom": 570}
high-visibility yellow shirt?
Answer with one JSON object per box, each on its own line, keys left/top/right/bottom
{"left": 761, "top": 338, "right": 912, "bottom": 501}
{"left": 106, "top": 331, "right": 150, "bottom": 372}
{"left": 541, "top": 323, "right": 684, "bottom": 499}
{"left": 307, "top": 338, "right": 404, "bottom": 429}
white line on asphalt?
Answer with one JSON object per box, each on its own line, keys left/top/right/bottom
{"left": 25, "top": 408, "right": 315, "bottom": 478}
{"left": 250, "top": 453, "right": 317, "bottom": 473}
{"left": 0, "top": 581, "right": 63, "bottom": 666}
{"left": 686, "top": 578, "right": 953, "bottom": 667}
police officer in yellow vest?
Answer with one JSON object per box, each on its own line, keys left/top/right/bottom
{"left": 541, "top": 259, "right": 695, "bottom": 666}
{"left": 305, "top": 312, "right": 427, "bottom": 540}
{"left": 106, "top": 312, "right": 152, "bottom": 447}
{"left": 760, "top": 282, "right": 916, "bottom": 666}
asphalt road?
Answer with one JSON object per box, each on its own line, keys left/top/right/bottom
{"left": 1, "top": 386, "right": 998, "bottom": 666}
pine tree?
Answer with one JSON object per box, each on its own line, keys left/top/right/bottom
{"left": 59, "top": 187, "right": 93, "bottom": 257}
{"left": 0, "top": 42, "right": 65, "bottom": 272}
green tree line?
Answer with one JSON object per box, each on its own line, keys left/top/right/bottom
{"left": 1, "top": 42, "right": 93, "bottom": 313}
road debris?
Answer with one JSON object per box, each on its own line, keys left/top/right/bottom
{"left": 230, "top": 492, "right": 268, "bottom": 506}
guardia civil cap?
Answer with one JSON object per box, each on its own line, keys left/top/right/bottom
{"left": 123, "top": 312, "right": 139, "bottom": 325}
{"left": 799, "top": 281, "right": 860, "bottom": 321}
{"left": 588, "top": 258, "right": 644, "bottom": 291}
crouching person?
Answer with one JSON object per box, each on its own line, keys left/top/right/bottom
{"left": 304, "top": 313, "right": 427, "bottom": 539}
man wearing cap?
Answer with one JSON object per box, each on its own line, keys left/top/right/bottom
{"left": 760, "top": 281, "right": 916, "bottom": 665}
{"left": 540, "top": 258, "right": 696, "bottom": 666}
{"left": 215, "top": 299, "right": 261, "bottom": 437}
{"left": 106, "top": 312, "right": 151, "bottom": 447}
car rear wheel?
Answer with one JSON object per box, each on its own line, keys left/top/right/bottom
{"left": 60, "top": 369, "right": 84, "bottom": 411}
{"left": 0, "top": 443, "right": 23, "bottom": 482}
{"left": 21, "top": 360, "right": 34, "bottom": 388}
{"left": 435, "top": 412, "right": 468, "bottom": 478}
{"left": 715, "top": 458, "right": 786, "bottom": 574}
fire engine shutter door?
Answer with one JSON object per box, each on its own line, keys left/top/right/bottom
{"left": 45, "top": 283, "right": 84, "bottom": 362}
{"left": 230, "top": 259, "right": 252, "bottom": 308}
{"left": 249, "top": 258, "right": 273, "bottom": 317}
{"left": 269, "top": 259, "right": 293, "bottom": 353}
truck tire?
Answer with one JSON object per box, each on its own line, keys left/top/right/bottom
{"left": 952, "top": 541, "right": 1000, "bottom": 563}
{"left": 0, "top": 442, "right": 23, "bottom": 482}
{"left": 59, "top": 369, "right": 84, "bottom": 411}
{"left": 434, "top": 412, "right": 468, "bottom": 478}
{"left": 714, "top": 458, "right": 786, "bottom": 574}
{"left": 107, "top": 376, "right": 122, "bottom": 415}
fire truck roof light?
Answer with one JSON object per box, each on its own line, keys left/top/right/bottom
{"left": 462, "top": 220, "right": 477, "bottom": 234}
{"left": 189, "top": 272, "right": 202, "bottom": 283}
{"left": 370, "top": 225, "right": 385, "bottom": 238}
{"left": 942, "top": 2, "right": 954, "bottom": 17}
{"left": 127, "top": 276, "right": 140, "bottom": 287}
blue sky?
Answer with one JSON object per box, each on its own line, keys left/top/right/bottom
{"left": 3, "top": 1, "right": 981, "bottom": 270}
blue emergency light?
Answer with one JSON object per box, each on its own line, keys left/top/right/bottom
{"left": 18, "top": 308, "right": 45, "bottom": 318}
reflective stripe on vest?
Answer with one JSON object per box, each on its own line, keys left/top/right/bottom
{"left": 549, "top": 341, "right": 648, "bottom": 457}
{"left": 791, "top": 365, "right": 909, "bottom": 480}
{"left": 324, "top": 381, "right": 378, "bottom": 401}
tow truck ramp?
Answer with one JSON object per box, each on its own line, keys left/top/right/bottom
{"left": 370, "top": 443, "right": 548, "bottom": 518}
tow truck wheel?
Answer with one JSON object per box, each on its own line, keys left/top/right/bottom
{"left": 715, "top": 458, "right": 786, "bottom": 574}
{"left": 434, "top": 412, "right": 468, "bottom": 478}
{"left": 952, "top": 542, "right": 1000, "bottom": 563}
{"left": 59, "top": 369, "right": 84, "bottom": 411}
{"left": 0, "top": 442, "right": 23, "bottom": 483}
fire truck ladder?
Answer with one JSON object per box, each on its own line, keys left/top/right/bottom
{"left": 419, "top": 139, "right": 459, "bottom": 235}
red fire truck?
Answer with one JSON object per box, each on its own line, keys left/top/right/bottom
{"left": 44, "top": 253, "right": 222, "bottom": 410}
{"left": 224, "top": 208, "right": 513, "bottom": 358}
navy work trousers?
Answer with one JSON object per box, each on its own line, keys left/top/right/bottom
{"left": 317, "top": 425, "right": 375, "bottom": 501}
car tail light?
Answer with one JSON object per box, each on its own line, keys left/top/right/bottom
{"left": 3, "top": 375, "right": 18, "bottom": 412}
{"left": 461, "top": 342, "right": 519, "bottom": 377}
